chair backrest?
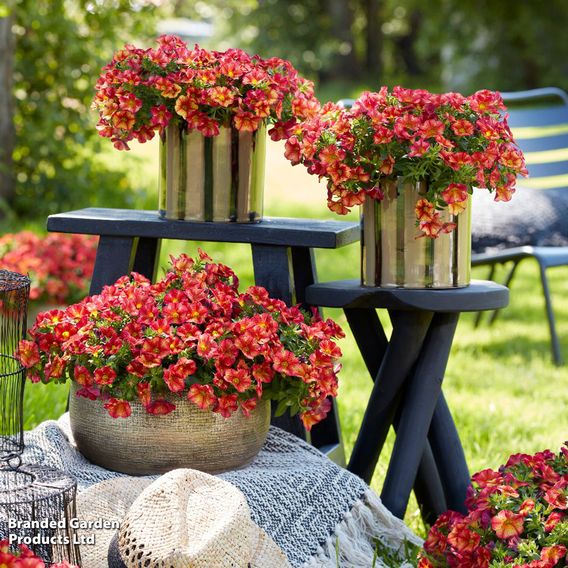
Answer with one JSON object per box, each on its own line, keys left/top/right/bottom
{"left": 501, "top": 87, "right": 568, "bottom": 191}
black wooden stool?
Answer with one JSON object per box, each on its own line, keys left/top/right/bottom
{"left": 305, "top": 279, "right": 509, "bottom": 522}
{"left": 47, "top": 208, "right": 360, "bottom": 466}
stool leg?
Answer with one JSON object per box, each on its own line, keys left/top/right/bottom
{"left": 428, "top": 393, "right": 470, "bottom": 514}
{"left": 348, "top": 310, "right": 433, "bottom": 483}
{"left": 381, "top": 312, "right": 459, "bottom": 519}
{"left": 89, "top": 235, "right": 137, "bottom": 295}
{"left": 132, "top": 237, "right": 162, "bottom": 282}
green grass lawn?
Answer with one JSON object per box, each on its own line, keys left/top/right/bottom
{"left": 16, "top": 142, "right": 568, "bottom": 536}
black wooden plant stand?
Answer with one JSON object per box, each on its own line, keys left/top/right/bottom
{"left": 47, "top": 208, "right": 359, "bottom": 465}
{"left": 305, "top": 279, "right": 509, "bottom": 522}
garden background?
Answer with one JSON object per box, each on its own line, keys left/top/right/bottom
{"left": 1, "top": 0, "right": 567, "bottom": 533}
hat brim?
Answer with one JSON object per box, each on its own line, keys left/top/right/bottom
{"left": 75, "top": 477, "right": 152, "bottom": 568}
{"left": 76, "top": 473, "right": 291, "bottom": 568}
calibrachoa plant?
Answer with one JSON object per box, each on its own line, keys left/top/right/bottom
{"left": 93, "top": 34, "right": 320, "bottom": 150}
{"left": 418, "top": 444, "right": 568, "bottom": 568}
{"left": 0, "top": 232, "right": 97, "bottom": 304}
{"left": 285, "top": 86, "right": 528, "bottom": 237}
{"left": 17, "top": 251, "right": 343, "bottom": 429}
{"left": 0, "top": 540, "right": 77, "bottom": 567}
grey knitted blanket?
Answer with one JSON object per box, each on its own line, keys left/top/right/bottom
{"left": 22, "top": 416, "right": 420, "bottom": 568}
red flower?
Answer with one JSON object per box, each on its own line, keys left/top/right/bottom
{"left": 491, "top": 510, "right": 525, "bottom": 539}
{"left": 104, "top": 398, "right": 132, "bottom": 419}
{"left": 272, "top": 349, "right": 302, "bottom": 377}
{"left": 217, "top": 394, "right": 238, "bottom": 418}
{"left": 544, "top": 482, "right": 567, "bottom": 510}
{"left": 447, "top": 523, "right": 481, "bottom": 553}
{"left": 224, "top": 367, "right": 252, "bottom": 393}
{"left": 73, "top": 365, "right": 93, "bottom": 387}
{"left": 16, "top": 340, "right": 40, "bottom": 368}
{"left": 544, "top": 512, "right": 563, "bottom": 532}
{"left": 187, "top": 384, "right": 216, "bottom": 410}
{"left": 94, "top": 366, "right": 116, "bottom": 386}
{"left": 146, "top": 400, "right": 176, "bottom": 416}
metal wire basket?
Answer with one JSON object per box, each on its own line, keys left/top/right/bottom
{"left": 0, "top": 463, "right": 81, "bottom": 565}
{"left": 0, "top": 270, "right": 30, "bottom": 463}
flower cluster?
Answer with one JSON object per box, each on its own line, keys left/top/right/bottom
{"left": 0, "top": 231, "right": 97, "bottom": 304}
{"left": 418, "top": 444, "right": 568, "bottom": 567}
{"left": 0, "top": 540, "right": 77, "bottom": 568}
{"left": 17, "top": 251, "right": 343, "bottom": 429}
{"left": 285, "top": 87, "right": 527, "bottom": 237}
{"left": 93, "top": 35, "right": 320, "bottom": 150}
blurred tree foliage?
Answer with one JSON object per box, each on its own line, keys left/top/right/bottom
{"left": 0, "top": 0, "right": 157, "bottom": 219}
{"left": 177, "top": 0, "right": 568, "bottom": 95}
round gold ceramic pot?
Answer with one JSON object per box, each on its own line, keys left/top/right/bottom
{"left": 68, "top": 383, "right": 270, "bottom": 476}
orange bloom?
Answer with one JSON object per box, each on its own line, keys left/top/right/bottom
{"left": 441, "top": 183, "right": 468, "bottom": 205}
{"left": 491, "top": 510, "right": 525, "bottom": 539}
{"left": 234, "top": 111, "right": 261, "bottom": 132}
{"left": 104, "top": 398, "right": 132, "bottom": 419}
{"left": 415, "top": 198, "right": 435, "bottom": 221}
{"left": 174, "top": 95, "right": 198, "bottom": 120}
{"left": 16, "top": 340, "right": 40, "bottom": 368}
{"left": 187, "top": 384, "right": 216, "bottom": 410}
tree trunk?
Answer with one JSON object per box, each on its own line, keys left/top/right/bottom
{"left": 327, "top": 0, "right": 360, "bottom": 81}
{"left": 395, "top": 9, "right": 423, "bottom": 76}
{"left": 364, "top": 0, "right": 382, "bottom": 76}
{"left": 0, "top": 14, "right": 15, "bottom": 213}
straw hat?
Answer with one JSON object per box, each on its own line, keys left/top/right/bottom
{"left": 76, "top": 469, "right": 291, "bottom": 568}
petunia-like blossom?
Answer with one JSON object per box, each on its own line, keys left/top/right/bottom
{"left": 187, "top": 384, "right": 216, "bottom": 410}
{"left": 93, "top": 366, "right": 117, "bottom": 386}
{"left": 146, "top": 400, "right": 176, "bottom": 416}
{"left": 491, "top": 510, "right": 525, "bottom": 539}
{"left": 104, "top": 398, "right": 132, "bottom": 419}
{"left": 16, "top": 340, "right": 40, "bottom": 368}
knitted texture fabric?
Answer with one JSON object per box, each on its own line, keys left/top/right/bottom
{"left": 22, "top": 415, "right": 421, "bottom": 568}
{"left": 471, "top": 185, "right": 568, "bottom": 253}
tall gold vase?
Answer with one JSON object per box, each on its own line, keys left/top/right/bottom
{"left": 159, "top": 123, "right": 266, "bottom": 222}
{"left": 361, "top": 179, "right": 471, "bottom": 288}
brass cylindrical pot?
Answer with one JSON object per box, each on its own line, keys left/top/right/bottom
{"left": 361, "top": 179, "right": 471, "bottom": 288}
{"left": 158, "top": 123, "right": 266, "bottom": 222}
{"left": 68, "top": 383, "right": 270, "bottom": 476}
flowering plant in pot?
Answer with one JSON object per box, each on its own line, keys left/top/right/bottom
{"left": 418, "top": 444, "right": 568, "bottom": 567}
{"left": 284, "top": 87, "right": 528, "bottom": 288}
{"left": 92, "top": 35, "right": 320, "bottom": 222}
{"left": 17, "top": 251, "right": 343, "bottom": 474}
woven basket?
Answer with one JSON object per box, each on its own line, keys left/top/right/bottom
{"left": 68, "top": 383, "right": 270, "bottom": 476}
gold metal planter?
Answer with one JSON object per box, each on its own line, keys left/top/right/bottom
{"left": 68, "top": 383, "right": 270, "bottom": 476}
{"left": 361, "top": 179, "right": 471, "bottom": 288}
{"left": 158, "top": 123, "right": 266, "bottom": 222}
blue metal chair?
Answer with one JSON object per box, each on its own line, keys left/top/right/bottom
{"left": 472, "top": 87, "right": 568, "bottom": 365}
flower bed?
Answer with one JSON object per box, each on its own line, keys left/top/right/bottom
{"left": 0, "top": 231, "right": 97, "bottom": 305}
